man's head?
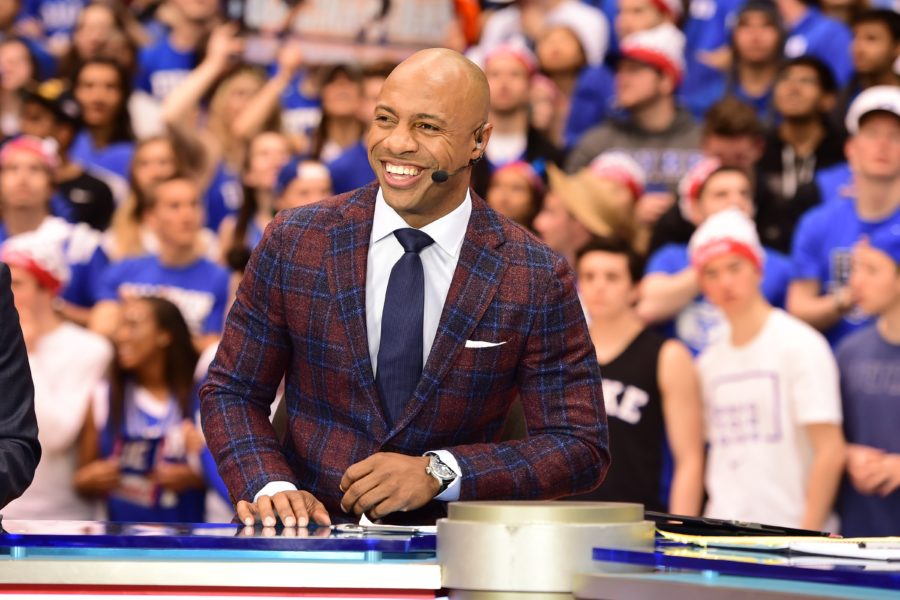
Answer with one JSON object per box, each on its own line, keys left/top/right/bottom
{"left": 18, "top": 79, "right": 82, "bottom": 150}
{"left": 616, "top": 0, "right": 681, "bottom": 40}
{"left": 145, "top": 176, "right": 204, "bottom": 251}
{"left": 320, "top": 64, "right": 364, "bottom": 120}
{"left": 679, "top": 158, "right": 755, "bottom": 225}
{"left": 0, "top": 136, "right": 56, "bottom": 212}
{"left": 850, "top": 225, "right": 900, "bottom": 318}
{"left": 851, "top": 9, "right": 900, "bottom": 77}
{"left": 773, "top": 56, "right": 837, "bottom": 121}
{"left": 731, "top": 1, "right": 785, "bottom": 66}
{"left": 74, "top": 58, "right": 131, "bottom": 134}
{"left": 689, "top": 208, "right": 766, "bottom": 317}
{"left": 274, "top": 159, "right": 333, "bottom": 211}
{"left": 0, "top": 37, "right": 37, "bottom": 93}
{"left": 367, "top": 49, "right": 492, "bottom": 227}
{"left": 845, "top": 85, "right": 900, "bottom": 182}
{"left": 615, "top": 23, "right": 685, "bottom": 110}
{"left": 167, "top": 0, "right": 219, "bottom": 26}
{"left": 484, "top": 45, "right": 535, "bottom": 116}
{"left": 701, "top": 97, "right": 766, "bottom": 172}
{"left": 485, "top": 161, "right": 544, "bottom": 228}
{"left": 576, "top": 237, "right": 644, "bottom": 322}
{"left": 2, "top": 232, "right": 70, "bottom": 313}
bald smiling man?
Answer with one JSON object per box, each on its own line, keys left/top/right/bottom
{"left": 201, "top": 49, "right": 610, "bottom": 526}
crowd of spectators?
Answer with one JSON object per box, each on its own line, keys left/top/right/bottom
{"left": 1, "top": 0, "right": 899, "bottom": 536}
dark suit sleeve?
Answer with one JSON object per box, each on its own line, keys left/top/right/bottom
{"left": 0, "top": 263, "right": 41, "bottom": 508}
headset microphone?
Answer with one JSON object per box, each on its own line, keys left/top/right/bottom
{"left": 431, "top": 155, "right": 483, "bottom": 184}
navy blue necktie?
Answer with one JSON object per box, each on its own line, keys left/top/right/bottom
{"left": 376, "top": 228, "right": 435, "bottom": 426}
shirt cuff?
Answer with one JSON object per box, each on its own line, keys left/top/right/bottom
{"left": 429, "top": 450, "right": 462, "bottom": 502}
{"left": 253, "top": 481, "right": 298, "bottom": 503}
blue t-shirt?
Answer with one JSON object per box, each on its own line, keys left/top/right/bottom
{"left": 815, "top": 162, "right": 853, "bottom": 206}
{"left": 326, "top": 141, "right": 376, "bottom": 195}
{"left": 136, "top": 36, "right": 198, "bottom": 100}
{"left": 280, "top": 73, "right": 323, "bottom": 139}
{"left": 727, "top": 81, "right": 776, "bottom": 128}
{"left": 96, "top": 255, "right": 230, "bottom": 335}
{"left": 836, "top": 325, "right": 900, "bottom": 537}
{"left": 647, "top": 243, "right": 792, "bottom": 355}
{"left": 784, "top": 7, "right": 853, "bottom": 87}
{"left": 100, "top": 381, "right": 205, "bottom": 523}
{"left": 202, "top": 161, "right": 243, "bottom": 232}
{"left": 680, "top": 0, "right": 744, "bottom": 119}
{"left": 69, "top": 131, "right": 134, "bottom": 193}
{"left": 565, "top": 65, "right": 615, "bottom": 150}
{"left": 791, "top": 202, "right": 900, "bottom": 346}
{"left": 32, "top": 0, "right": 86, "bottom": 40}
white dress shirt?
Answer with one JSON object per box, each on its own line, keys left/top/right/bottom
{"left": 255, "top": 188, "right": 470, "bottom": 505}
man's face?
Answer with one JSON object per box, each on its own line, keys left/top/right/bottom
{"left": 698, "top": 253, "right": 762, "bottom": 317}
{"left": 169, "top": 0, "right": 219, "bottom": 23}
{"left": 19, "top": 101, "right": 57, "bottom": 139}
{"left": 486, "top": 167, "right": 534, "bottom": 225}
{"left": 485, "top": 53, "right": 531, "bottom": 115}
{"left": 367, "top": 57, "right": 490, "bottom": 225}
{"left": 616, "top": 59, "right": 666, "bottom": 110}
{"left": 133, "top": 139, "right": 177, "bottom": 195}
{"left": 852, "top": 22, "right": 899, "bottom": 75}
{"left": 277, "top": 174, "right": 333, "bottom": 211}
{"left": 536, "top": 26, "right": 585, "bottom": 74}
{"left": 733, "top": 11, "right": 782, "bottom": 65}
{"left": 616, "top": 0, "right": 666, "bottom": 40}
{"left": 850, "top": 242, "right": 900, "bottom": 317}
{"left": 533, "top": 191, "right": 589, "bottom": 255}
{"left": 75, "top": 63, "right": 122, "bottom": 127}
{"left": 246, "top": 132, "right": 291, "bottom": 190}
{"left": 577, "top": 250, "right": 637, "bottom": 322}
{"left": 696, "top": 171, "right": 754, "bottom": 223}
{"left": 321, "top": 72, "right": 363, "bottom": 120}
{"left": 0, "top": 40, "right": 34, "bottom": 92}
{"left": 774, "top": 64, "right": 827, "bottom": 119}
{"left": 847, "top": 113, "right": 900, "bottom": 181}
{"left": 0, "top": 151, "right": 52, "bottom": 210}
{"left": 147, "top": 179, "right": 203, "bottom": 250}
{"left": 702, "top": 134, "right": 764, "bottom": 172}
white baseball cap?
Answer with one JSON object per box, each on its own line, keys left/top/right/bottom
{"left": 845, "top": 85, "right": 900, "bottom": 135}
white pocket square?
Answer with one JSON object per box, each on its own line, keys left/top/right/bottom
{"left": 464, "top": 340, "right": 507, "bottom": 348}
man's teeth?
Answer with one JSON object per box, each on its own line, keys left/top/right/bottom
{"left": 385, "top": 164, "right": 420, "bottom": 176}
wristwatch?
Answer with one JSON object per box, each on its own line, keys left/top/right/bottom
{"left": 424, "top": 452, "right": 458, "bottom": 495}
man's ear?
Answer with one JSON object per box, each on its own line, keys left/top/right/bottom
{"left": 474, "top": 122, "right": 493, "bottom": 160}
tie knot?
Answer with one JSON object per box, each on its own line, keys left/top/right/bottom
{"left": 393, "top": 228, "right": 435, "bottom": 254}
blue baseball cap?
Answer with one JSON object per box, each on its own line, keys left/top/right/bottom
{"left": 275, "top": 158, "right": 302, "bottom": 198}
{"left": 868, "top": 223, "right": 900, "bottom": 266}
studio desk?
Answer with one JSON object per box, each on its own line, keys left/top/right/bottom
{"left": 1, "top": 502, "right": 898, "bottom": 599}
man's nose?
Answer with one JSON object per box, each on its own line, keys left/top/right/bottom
{"left": 383, "top": 126, "right": 417, "bottom": 155}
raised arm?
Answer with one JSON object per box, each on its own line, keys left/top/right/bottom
{"left": 231, "top": 41, "right": 304, "bottom": 142}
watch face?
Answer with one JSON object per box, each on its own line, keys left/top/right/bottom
{"left": 429, "top": 457, "right": 456, "bottom": 480}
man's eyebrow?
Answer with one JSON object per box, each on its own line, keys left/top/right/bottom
{"left": 374, "top": 104, "right": 397, "bottom": 115}
{"left": 414, "top": 113, "right": 447, "bottom": 126}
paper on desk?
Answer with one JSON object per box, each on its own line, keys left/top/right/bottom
{"left": 658, "top": 530, "right": 900, "bottom": 561}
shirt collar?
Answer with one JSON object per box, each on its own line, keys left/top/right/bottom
{"left": 372, "top": 187, "right": 472, "bottom": 258}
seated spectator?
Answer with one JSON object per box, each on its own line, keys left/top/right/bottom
{"left": 566, "top": 237, "right": 703, "bottom": 515}
{"left": 820, "top": 0, "right": 871, "bottom": 26}
{"left": 639, "top": 158, "right": 793, "bottom": 356}
{"left": 0, "top": 135, "right": 108, "bottom": 321}
{"left": 26, "top": 0, "right": 87, "bottom": 55}
{"left": 725, "top": 1, "right": 785, "bottom": 127}
{"left": 528, "top": 74, "right": 565, "bottom": 148}
{"left": 219, "top": 131, "right": 292, "bottom": 263}
{"left": 756, "top": 56, "right": 847, "bottom": 254}
{"left": 90, "top": 176, "right": 229, "bottom": 350}
{"left": 0, "top": 234, "right": 112, "bottom": 520}
{"left": 485, "top": 160, "right": 545, "bottom": 231}
{"left": 19, "top": 79, "right": 115, "bottom": 231}
{"left": 691, "top": 208, "right": 846, "bottom": 530}
{"left": 0, "top": 0, "right": 55, "bottom": 80}
{"left": 70, "top": 58, "right": 135, "bottom": 200}
{"left": 76, "top": 296, "right": 207, "bottom": 523}
{"left": 833, "top": 9, "right": 900, "bottom": 135}
{"left": 57, "top": 1, "right": 145, "bottom": 83}
{"left": 838, "top": 227, "right": 900, "bottom": 536}
{"left": 777, "top": 0, "right": 853, "bottom": 86}
{"left": 273, "top": 158, "right": 333, "bottom": 213}
{"left": 309, "top": 64, "right": 374, "bottom": 195}
{"left": 568, "top": 24, "right": 702, "bottom": 237}
{"left": 471, "top": 44, "right": 562, "bottom": 198}
{"left": 788, "top": 86, "right": 900, "bottom": 346}
{"left": 614, "top": 0, "right": 681, "bottom": 40}
{"left": 0, "top": 36, "right": 39, "bottom": 137}
{"left": 650, "top": 97, "right": 767, "bottom": 254}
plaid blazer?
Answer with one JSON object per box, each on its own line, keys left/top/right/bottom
{"left": 200, "top": 183, "right": 609, "bottom": 523}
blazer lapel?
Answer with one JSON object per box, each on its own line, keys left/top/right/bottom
{"left": 327, "top": 184, "right": 387, "bottom": 431}
{"left": 388, "top": 193, "right": 508, "bottom": 435}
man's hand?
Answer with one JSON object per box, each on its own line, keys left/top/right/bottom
{"left": 236, "top": 490, "right": 331, "bottom": 528}
{"left": 340, "top": 453, "right": 441, "bottom": 520}
{"left": 876, "top": 454, "right": 900, "bottom": 497}
{"left": 847, "top": 444, "right": 886, "bottom": 495}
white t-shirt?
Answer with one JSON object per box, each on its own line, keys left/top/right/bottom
{"left": 697, "top": 309, "right": 842, "bottom": 528}
{"left": 3, "top": 323, "right": 113, "bottom": 520}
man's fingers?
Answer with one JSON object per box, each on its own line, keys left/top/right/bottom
{"left": 236, "top": 500, "right": 259, "bottom": 527}
{"left": 341, "top": 470, "right": 385, "bottom": 513}
{"left": 256, "top": 494, "right": 278, "bottom": 527}
{"left": 303, "top": 493, "right": 333, "bottom": 526}
{"left": 272, "top": 492, "right": 299, "bottom": 527}
{"left": 340, "top": 456, "right": 378, "bottom": 493}
{"left": 348, "top": 484, "right": 393, "bottom": 517}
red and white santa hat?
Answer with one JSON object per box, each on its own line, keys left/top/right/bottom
{"left": 678, "top": 156, "right": 723, "bottom": 223}
{"left": 0, "top": 135, "right": 59, "bottom": 170}
{"left": 650, "top": 0, "right": 683, "bottom": 19}
{"left": 588, "top": 151, "right": 647, "bottom": 200}
{"left": 1, "top": 232, "right": 70, "bottom": 295}
{"left": 619, "top": 22, "right": 686, "bottom": 86}
{"left": 688, "top": 208, "right": 765, "bottom": 272}
{"left": 484, "top": 41, "right": 539, "bottom": 76}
